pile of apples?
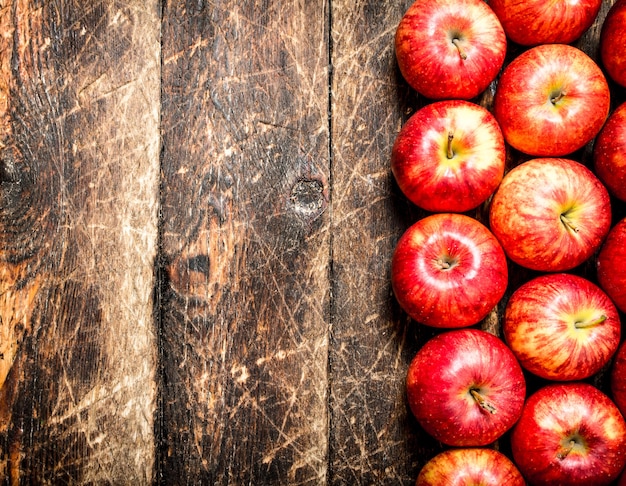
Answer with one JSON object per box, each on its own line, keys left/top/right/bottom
{"left": 389, "top": 0, "right": 626, "bottom": 485}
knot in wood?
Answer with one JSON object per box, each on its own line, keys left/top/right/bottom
{"left": 290, "top": 178, "right": 325, "bottom": 215}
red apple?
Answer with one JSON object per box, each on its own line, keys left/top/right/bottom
{"left": 597, "top": 218, "right": 626, "bottom": 313}
{"left": 503, "top": 273, "right": 620, "bottom": 381}
{"left": 594, "top": 101, "right": 626, "bottom": 202}
{"left": 391, "top": 213, "right": 508, "bottom": 328}
{"left": 493, "top": 44, "right": 610, "bottom": 156}
{"left": 610, "top": 340, "right": 626, "bottom": 417}
{"left": 406, "top": 329, "right": 526, "bottom": 447}
{"left": 391, "top": 100, "right": 505, "bottom": 212}
{"left": 489, "top": 0, "right": 602, "bottom": 46}
{"left": 511, "top": 383, "right": 626, "bottom": 486}
{"left": 395, "top": 0, "right": 506, "bottom": 100}
{"left": 416, "top": 448, "right": 525, "bottom": 486}
{"left": 600, "top": 0, "right": 626, "bottom": 88}
{"left": 489, "top": 158, "right": 611, "bottom": 272}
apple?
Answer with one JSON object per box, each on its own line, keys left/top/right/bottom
{"left": 510, "top": 382, "right": 626, "bottom": 486}
{"left": 503, "top": 273, "right": 620, "bottom": 381}
{"left": 391, "top": 213, "right": 508, "bottom": 328}
{"left": 597, "top": 218, "right": 626, "bottom": 314}
{"left": 415, "top": 448, "right": 525, "bottom": 486}
{"left": 600, "top": 0, "right": 626, "bottom": 88}
{"left": 489, "top": 0, "right": 602, "bottom": 46}
{"left": 489, "top": 158, "right": 611, "bottom": 272}
{"left": 395, "top": 0, "right": 506, "bottom": 100}
{"left": 594, "top": 101, "right": 626, "bottom": 202}
{"left": 611, "top": 340, "right": 626, "bottom": 418}
{"left": 391, "top": 100, "right": 505, "bottom": 213}
{"left": 493, "top": 44, "right": 610, "bottom": 156}
{"left": 406, "top": 328, "right": 526, "bottom": 446}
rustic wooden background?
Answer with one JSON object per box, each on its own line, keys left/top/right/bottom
{"left": 0, "top": 0, "right": 624, "bottom": 484}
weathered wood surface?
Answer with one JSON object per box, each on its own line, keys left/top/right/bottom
{"left": 0, "top": 1, "right": 160, "bottom": 483}
{"left": 158, "top": 1, "right": 330, "bottom": 484}
{"left": 1, "top": 0, "right": 625, "bottom": 484}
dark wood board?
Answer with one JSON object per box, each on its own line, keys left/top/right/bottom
{"left": 158, "top": 1, "right": 330, "bottom": 484}
{"left": 1, "top": 0, "right": 625, "bottom": 484}
{"left": 0, "top": 1, "right": 160, "bottom": 483}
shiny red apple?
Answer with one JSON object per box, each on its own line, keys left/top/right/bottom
{"left": 391, "top": 213, "right": 508, "bottom": 328}
{"left": 493, "top": 44, "right": 610, "bottom": 156}
{"left": 611, "top": 340, "right": 626, "bottom": 418}
{"left": 600, "top": 0, "right": 626, "bottom": 88}
{"left": 511, "top": 383, "right": 626, "bottom": 486}
{"left": 503, "top": 273, "right": 620, "bottom": 381}
{"left": 395, "top": 0, "right": 506, "bottom": 100}
{"left": 594, "top": 101, "right": 626, "bottom": 202}
{"left": 406, "top": 329, "right": 526, "bottom": 447}
{"left": 597, "top": 218, "right": 626, "bottom": 313}
{"left": 489, "top": 158, "right": 611, "bottom": 272}
{"left": 415, "top": 448, "right": 525, "bottom": 486}
{"left": 489, "top": 0, "right": 602, "bottom": 46}
{"left": 391, "top": 100, "right": 505, "bottom": 212}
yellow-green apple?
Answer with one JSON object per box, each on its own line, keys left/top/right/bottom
{"left": 489, "top": 158, "right": 611, "bottom": 272}
{"left": 493, "top": 44, "right": 610, "bottom": 156}
{"left": 597, "top": 218, "right": 626, "bottom": 313}
{"left": 511, "top": 383, "right": 626, "bottom": 486}
{"left": 395, "top": 0, "right": 506, "bottom": 100}
{"left": 503, "top": 273, "right": 620, "bottom": 381}
{"left": 391, "top": 100, "right": 505, "bottom": 212}
{"left": 406, "top": 329, "right": 526, "bottom": 447}
{"left": 610, "top": 340, "right": 626, "bottom": 417}
{"left": 600, "top": 0, "right": 626, "bottom": 88}
{"left": 416, "top": 448, "right": 525, "bottom": 486}
{"left": 594, "top": 102, "right": 626, "bottom": 202}
{"left": 391, "top": 213, "right": 508, "bottom": 328}
{"left": 489, "top": 0, "right": 602, "bottom": 46}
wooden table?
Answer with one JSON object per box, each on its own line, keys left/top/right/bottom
{"left": 0, "top": 1, "right": 623, "bottom": 484}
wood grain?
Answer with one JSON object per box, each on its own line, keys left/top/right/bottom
{"left": 0, "top": 1, "right": 160, "bottom": 483}
{"left": 158, "top": 1, "right": 330, "bottom": 483}
{"left": 328, "top": 1, "right": 434, "bottom": 483}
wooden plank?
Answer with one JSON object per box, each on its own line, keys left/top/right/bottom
{"left": 328, "top": 1, "right": 433, "bottom": 483}
{"left": 158, "top": 1, "right": 330, "bottom": 483}
{"left": 0, "top": 1, "right": 160, "bottom": 483}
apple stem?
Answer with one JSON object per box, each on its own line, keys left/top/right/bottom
{"left": 560, "top": 214, "right": 580, "bottom": 233}
{"left": 557, "top": 440, "right": 576, "bottom": 460}
{"left": 451, "top": 38, "right": 467, "bottom": 60}
{"left": 469, "top": 389, "right": 496, "bottom": 414}
{"left": 447, "top": 131, "right": 454, "bottom": 159}
{"left": 574, "top": 315, "right": 607, "bottom": 329}
{"left": 436, "top": 258, "right": 451, "bottom": 269}
{"left": 551, "top": 90, "right": 566, "bottom": 105}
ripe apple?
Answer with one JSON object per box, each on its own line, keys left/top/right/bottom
{"left": 493, "top": 44, "right": 610, "bottom": 156}
{"left": 489, "top": 0, "right": 602, "bottom": 46}
{"left": 395, "top": 0, "right": 506, "bottom": 100}
{"left": 391, "top": 213, "right": 508, "bottom": 328}
{"left": 597, "top": 218, "right": 626, "bottom": 313}
{"left": 511, "top": 382, "right": 626, "bottom": 486}
{"left": 503, "top": 273, "right": 620, "bottom": 381}
{"left": 594, "top": 101, "right": 626, "bottom": 202}
{"left": 416, "top": 448, "right": 525, "bottom": 486}
{"left": 600, "top": 0, "right": 626, "bottom": 88}
{"left": 407, "top": 329, "right": 526, "bottom": 447}
{"left": 391, "top": 100, "right": 505, "bottom": 213}
{"left": 610, "top": 340, "right": 626, "bottom": 417}
{"left": 489, "top": 158, "right": 611, "bottom": 272}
